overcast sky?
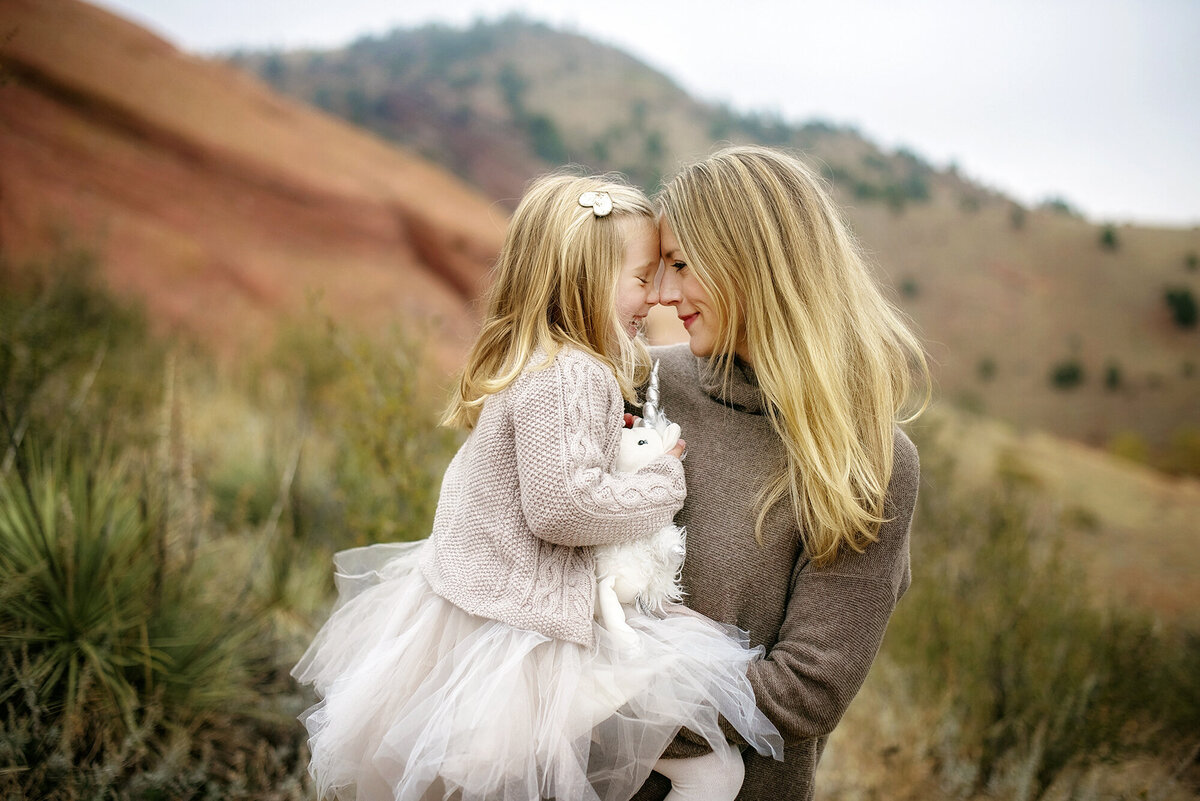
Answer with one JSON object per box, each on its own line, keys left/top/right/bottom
{"left": 93, "top": 0, "right": 1200, "bottom": 227}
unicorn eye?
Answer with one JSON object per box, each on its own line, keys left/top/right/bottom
{"left": 637, "top": 439, "right": 648, "bottom": 446}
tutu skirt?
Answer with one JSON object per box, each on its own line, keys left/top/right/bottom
{"left": 293, "top": 542, "right": 782, "bottom": 801}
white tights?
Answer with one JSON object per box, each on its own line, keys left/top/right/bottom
{"left": 653, "top": 740, "right": 745, "bottom": 801}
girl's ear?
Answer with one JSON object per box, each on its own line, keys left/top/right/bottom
{"left": 660, "top": 423, "right": 681, "bottom": 452}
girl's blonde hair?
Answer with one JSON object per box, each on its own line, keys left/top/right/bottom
{"left": 444, "top": 173, "right": 656, "bottom": 429}
{"left": 657, "top": 145, "right": 930, "bottom": 566}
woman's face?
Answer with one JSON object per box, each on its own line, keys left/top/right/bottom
{"left": 613, "top": 218, "right": 661, "bottom": 338}
{"left": 659, "top": 218, "right": 744, "bottom": 360}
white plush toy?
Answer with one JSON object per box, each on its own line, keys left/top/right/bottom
{"left": 594, "top": 362, "right": 686, "bottom": 646}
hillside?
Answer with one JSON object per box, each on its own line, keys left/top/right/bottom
{"left": 229, "top": 17, "right": 956, "bottom": 211}
{"left": 232, "top": 18, "right": 1200, "bottom": 459}
{"left": 0, "top": 0, "right": 504, "bottom": 366}
{"left": 915, "top": 405, "right": 1200, "bottom": 623}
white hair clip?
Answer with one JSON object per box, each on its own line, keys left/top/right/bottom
{"left": 578, "top": 191, "right": 613, "bottom": 217}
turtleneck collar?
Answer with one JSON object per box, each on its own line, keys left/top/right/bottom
{"left": 696, "top": 355, "right": 766, "bottom": 415}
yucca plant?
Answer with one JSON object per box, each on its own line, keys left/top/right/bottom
{"left": 0, "top": 440, "right": 267, "bottom": 770}
{"left": 0, "top": 442, "right": 155, "bottom": 750}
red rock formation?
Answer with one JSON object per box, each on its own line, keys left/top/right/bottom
{"left": 0, "top": 0, "right": 504, "bottom": 367}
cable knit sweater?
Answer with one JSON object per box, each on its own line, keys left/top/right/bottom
{"left": 419, "top": 346, "right": 687, "bottom": 648}
{"left": 630, "top": 344, "right": 920, "bottom": 801}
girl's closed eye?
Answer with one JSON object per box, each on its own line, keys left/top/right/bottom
{"left": 672, "top": 261, "right": 687, "bottom": 271}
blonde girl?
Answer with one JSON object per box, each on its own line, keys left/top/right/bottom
{"left": 630, "top": 145, "right": 929, "bottom": 801}
{"left": 292, "top": 173, "right": 781, "bottom": 801}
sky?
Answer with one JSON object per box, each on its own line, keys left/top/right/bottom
{"left": 93, "top": 0, "right": 1200, "bottom": 228}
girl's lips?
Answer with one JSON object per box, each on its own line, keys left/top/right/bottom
{"left": 680, "top": 313, "right": 698, "bottom": 330}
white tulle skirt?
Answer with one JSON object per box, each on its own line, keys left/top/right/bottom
{"left": 292, "top": 541, "right": 782, "bottom": 801}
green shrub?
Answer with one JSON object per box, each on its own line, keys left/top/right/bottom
{"left": 1049, "top": 359, "right": 1085, "bottom": 390}
{"left": 1039, "top": 196, "right": 1079, "bottom": 216}
{"left": 1185, "top": 251, "right": 1198, "bottom": 272}
{"left": 1009, "top": 204, "right": 1026, "bottom": 230}
{"left": 977, "top": 356, "right": 996, "bottom": 382}
{"left": 1098, "top": 224, "right": 1119, "bottom": 250}
{"left": 1164, "top": 286, "right": 1197, "bottom": 328}
{"left": 0, "top": 248, "right": 164, "bottom": 451}
{"left": 267, "top": 319, "right": 459, "bottom": 549}
{"left": 1163, "top": 426, "right": 1200, "bottom": 477}
{"left": 1107, "top": 430, "right": 1149, "bottom": 464}
{"left": 1103, "top": 361, "right": 1122, "bottom": 391}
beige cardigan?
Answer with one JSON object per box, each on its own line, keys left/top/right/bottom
{"left": 631, "top": 344, "right": 920, "bottom": 801}
{"left": 420, "top": 346, "right": 687, "bottom": 647}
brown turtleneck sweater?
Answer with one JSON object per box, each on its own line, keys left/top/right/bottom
{"left": 630, "top": 343, "right": 920, "bottom": 801}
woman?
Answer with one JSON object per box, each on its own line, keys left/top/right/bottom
{"left": 631, "top": 145, "right": 929, "bottom": 801}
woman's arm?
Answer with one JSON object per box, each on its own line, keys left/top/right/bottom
{"left": 510, "top": 350, "right": 687, "bottom": 547}
{"left": 683, "top": 429, "right": 919, "bottom": 749}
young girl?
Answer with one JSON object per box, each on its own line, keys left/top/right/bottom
{"left": 291, "top": 174, "right": 781, "bottom": 801}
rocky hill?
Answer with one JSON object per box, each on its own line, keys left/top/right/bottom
{"left": 0, "top": 0, "right": 504, "bottom": 367}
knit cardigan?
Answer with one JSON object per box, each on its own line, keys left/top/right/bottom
{"left": 420, "top": 345, "right": 687, "bottom": 648}
{"left": 630, "top": 344, "right": 920, "bottom": 801}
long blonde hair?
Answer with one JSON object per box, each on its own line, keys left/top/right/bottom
{"left": 444, "top": 173, "right": 656, "bottom": 429}
{"left": 657, "top": 145, "right": 930, "bottom": 565}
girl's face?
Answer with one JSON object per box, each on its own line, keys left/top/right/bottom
{"left": 613, "top": 218, "right": 661, "bottom": 338}
{"left": 658, "top": 218, "right": 740, "bottom": 359}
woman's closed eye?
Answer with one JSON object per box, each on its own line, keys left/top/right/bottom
{"left": 671, "top": 261, "right": 687, "bottom": 272}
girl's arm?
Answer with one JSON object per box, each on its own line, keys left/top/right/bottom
{"left": 509, "top": 350, "right": 686, "bottom": 547}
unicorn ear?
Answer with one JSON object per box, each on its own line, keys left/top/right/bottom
{"left": 660, "top": 423, "right": 681, "bottom": 452}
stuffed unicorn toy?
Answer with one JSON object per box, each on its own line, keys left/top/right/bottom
{"left": 594, "top": 362, "right": 686, "bottom": 646}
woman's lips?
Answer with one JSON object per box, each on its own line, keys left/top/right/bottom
{"left": 680, "top": 313, "right": 698, "bottom": 330}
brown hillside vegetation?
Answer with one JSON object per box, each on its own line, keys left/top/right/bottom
{"left": 915, "top": 406, "right": 1200, "bottom": 624}
{"left": 0, "top": 0, "right": 504, "bottom": 366}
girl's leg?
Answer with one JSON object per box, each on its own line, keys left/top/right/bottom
{"left": 653, "top": 740, "right": 744, "bottom": 801}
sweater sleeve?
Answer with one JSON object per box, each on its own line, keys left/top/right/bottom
{"left": 510, "top": 350, "right": 687, "bottom": 547}
{"left": 739, "top": 430, "right": 920, "bottom": 744}
{"left": 661, "top": 430, "right": 919, "bottom": 758}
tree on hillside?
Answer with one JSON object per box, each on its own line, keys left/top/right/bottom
{"left": 1049, "top": 359, "right": 1085, "bottom": 390}
{"left": 1164, "top": 287, "right": 1197, "bottom": 329}
{"left": 1099, "top": 224, "right": 1119, "bottom": 251}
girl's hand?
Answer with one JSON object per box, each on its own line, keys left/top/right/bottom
{"left": 667, "top": 438, "right": 687, "bottom": 460}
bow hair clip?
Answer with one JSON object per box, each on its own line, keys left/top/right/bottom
{"left": 578, "top": 191, "right": 613, "bottom": 217}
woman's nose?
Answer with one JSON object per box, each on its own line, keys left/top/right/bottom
{"left": 657, "top": 266, "right": 682, "bottom": 305}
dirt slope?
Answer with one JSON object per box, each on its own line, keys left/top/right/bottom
{"left": 0, "top": 0, "right": 505, "bottom": 365}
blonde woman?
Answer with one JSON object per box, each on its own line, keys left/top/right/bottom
{"left": 631, "top": 145, "right": 928, "bottom": 801}
{"left": 292, "top": 173, "right": 779, "bottom": 801}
